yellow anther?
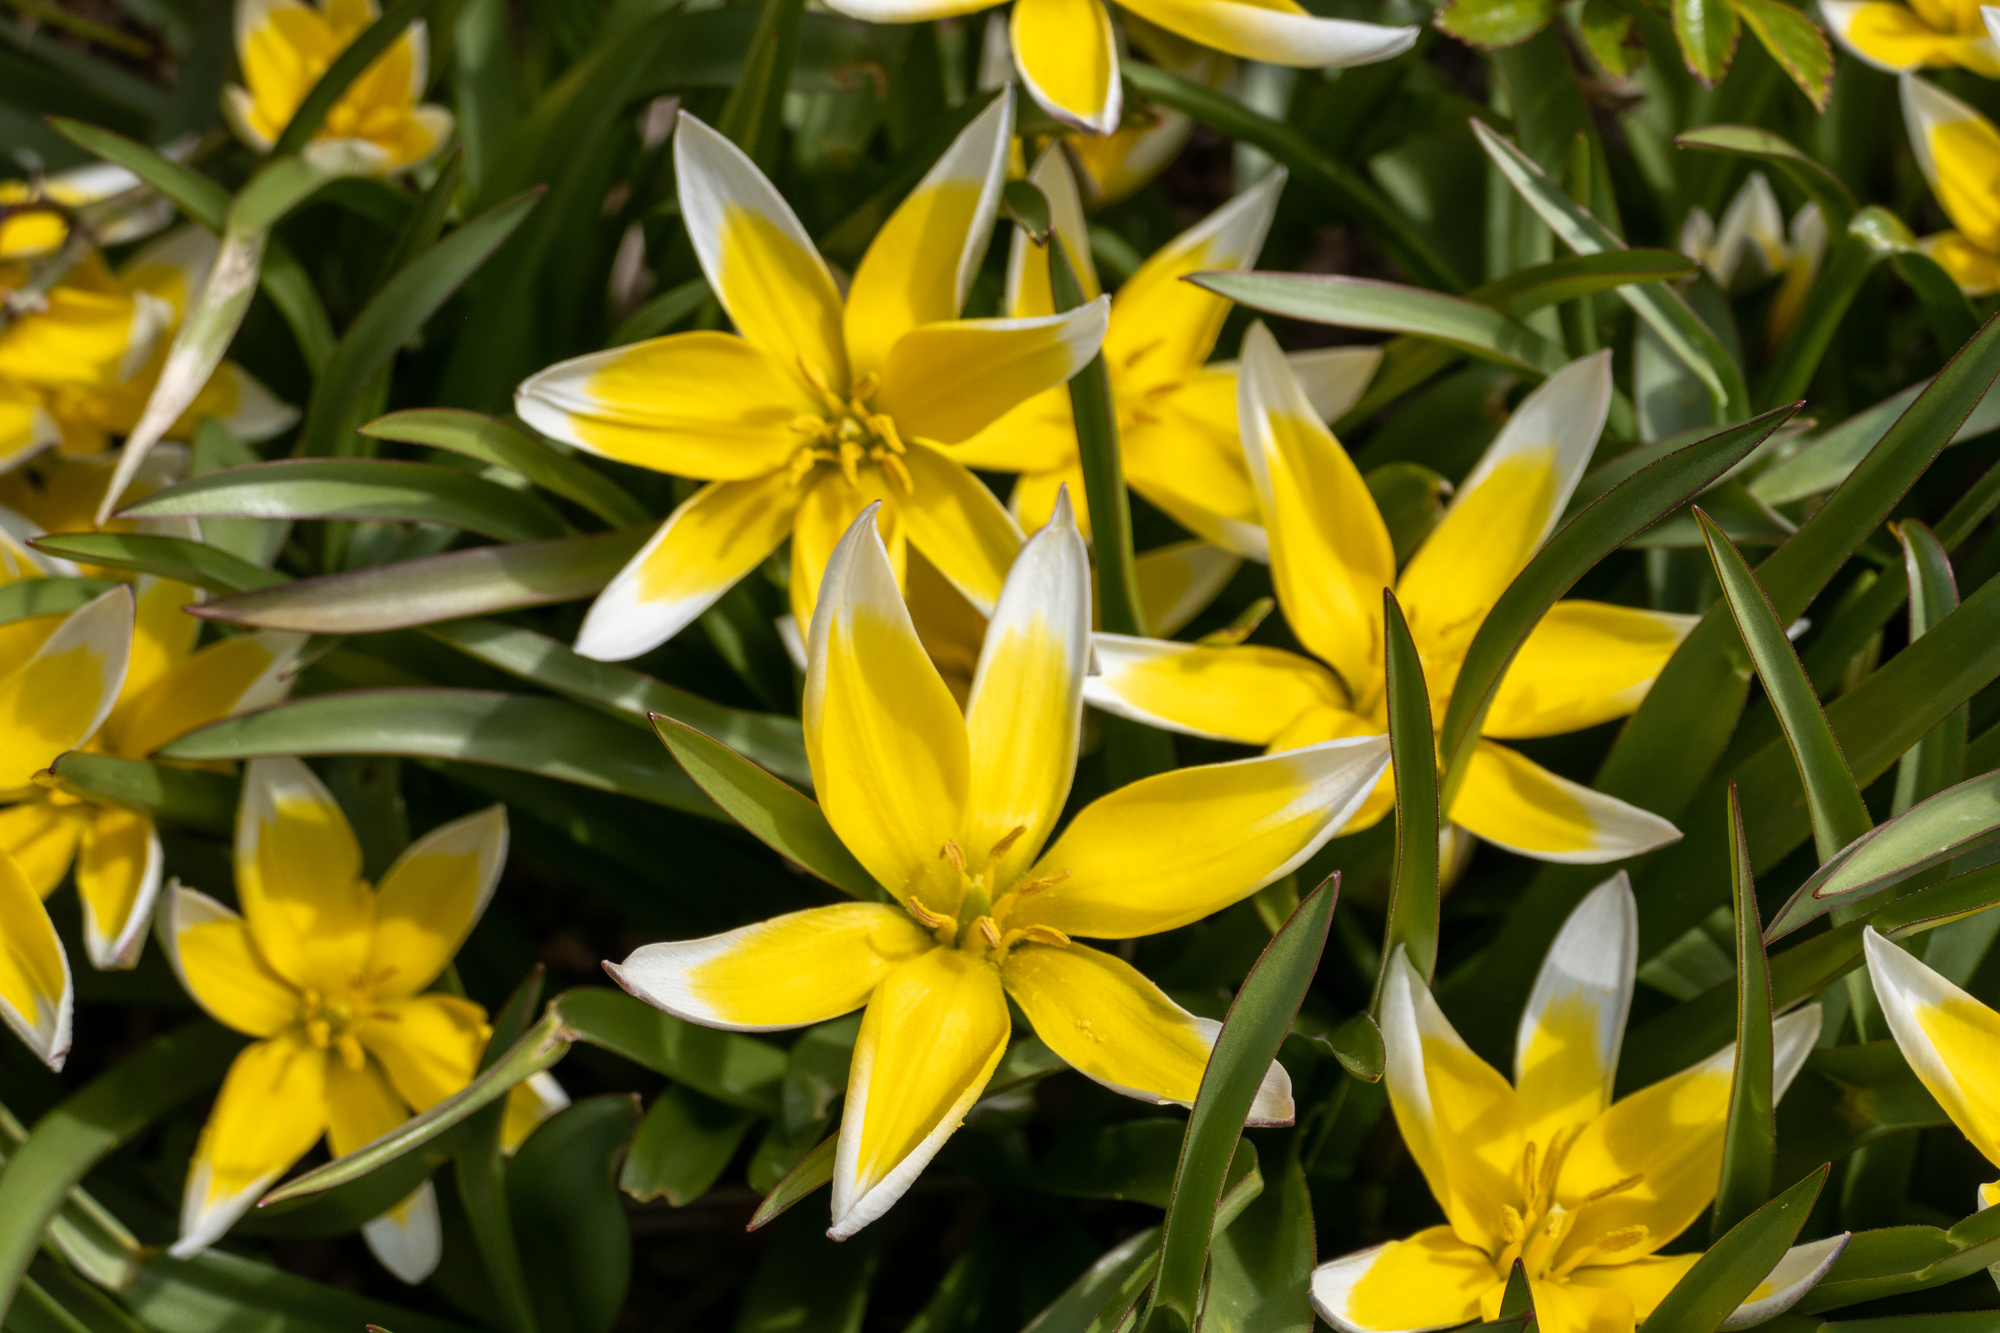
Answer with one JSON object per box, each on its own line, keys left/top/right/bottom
{"left": 1581, "top": 1173, "right": 1643, "bottom": 1204}
{"left": 1520, "top": 1142, "right": 1537, "bottom": 1198}
{"left": 838, "top": 439, "right": 863, "bottom": 486}
{"left": 907, "top": 895, "right": 955, "bottom": 931}
{"left": 989, "top": 825, "right": 1028, "bottom": 860}
{"left": 306, "top": 1018, "right": 332, "bottom": 1049}
{"left": 880, "top": 452, "right": 915, "bottom": 494}
{"left": 940, "top": 839, "right": 967, "bottom": 873}
{"left": 1019, "top": 924, "right": 1071, "bottom": 948}
{"left": 851, "top": 371, "right": 881, "bottom": 400}
{"left": 976, "top": 916, "right": 1003, "bottom": 949}
{"left": 791, "top": 414, "right": 830, "bottom": 437}
{"left": 1010, "top": 869, "right": 1070, "bottom": 897}
{"left": 868, "top": 414, "right": 906, "bottom": 454}
{"left": 1595, "top": 1225, "right": 1649, "bottom": 1254}
{"left": 1500, "top": 1206, "right": 1525, "bottom": 1243}
{"left": 336, "top": 1033, "right": 367, "bottom": 1072}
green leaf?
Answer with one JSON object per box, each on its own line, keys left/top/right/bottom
{"left": 454, "top": 968, "right": 545, "bottom": 1333}
{"left": 1732, "top": 0, "right": 1833, "bottom": 110}
{"left": 608, "top": 278, "right": 714, "bottom": 349}
{"left": 426, "top": 622, "right": 809, "bottom": 783}
{"left": 1673, "top": 124, "right": 1857, "bottom": 229}
{"left": 1714, "top": 785, "right": 1776, "bottom": 1239}
{"left": 27, "top": 533, "right": 284, "bottom": 595}
{"left": 270, "top": 0, "right": 439, "bottom": 155}
{"left": 713, "top": 0, "right": 806, "bottom": 170}
{"left": 746, "top": 1136, "right": 836, "bottom": 1232}
{"left": 45, "top": 118, "right": 229, "bottom": 228}
{"left": 1472, "top": 118, "right": 1750, "bottom": 420}
{"left": 1698, "top": 508, "right": 1872, "bottom": 862}
{"left": 1377, "top": 591, "right": 1439, "bottom": 998}
{"left": 1674, "top": 0, "right": 1741, "bottom": 83}
{"left": 1776, "top": 1042, "right": 1946, "bottom": 1186}
{"left": 298, "top": 192, "right": 540, "bottom": 460}
{"left": 1642, "top": 1165, "right": 1828, "bottom": 1333}
{"left": 735, "top": 1209, "right": 876, "bottom": 1333}
{"left": 361, "top": 410, "right": 650, "bottom": 528}
{"left": 1436, "top": 408, "right": 1798, "bottom": 807}
{"left": 1751, "top": 374, "right": 2000, "bottom": 506}
{"left": 619, "top": 1086, "right": 755, "bottom": 1205}
{"left": 0, "top": 47, "right": 149, "bottom": 139}
{"left": 1307, "top": 1012, "right": 1385, "bottom": 1083}
{"left": 1895, "top": 250, "right": 1981, "bottom": 357}
{"left": 1201, "top": 1156, "right": 1314, "bottom": 1333}
{"left": 0, "top": 578, "right": 117, "bottom": 627}
{"left": 259, "top": 238, "right": 340, "bottom": 373}
{"left": 551, "top": 988, "right": 787, "bottom": 1115}
{"left": 1754, "top": 217, "right": 1903, "bottom": 412}
{"left": 508, "top": 1096, "right": 638, "bottom": 1333}
{"left": 1893, "top": 520, "right": 1968, "bottom": 814}
{"left": 125, "top": 1251, "right": 476, "bottom": 1333}
{"left": 1144, "top": 879, "right": 1335, "bottom": 1333}
{"left": 1472, "top": 249, "right": 1699, "bottom": 315}
{"left": 1364, "top": 463, "right": 1450, "bottom": 564}
{"left": 192, "top": 528, "right": 648, "bottom": 633}
{"left": 0, "top": 1024, "right": 244, "bottom": 1324}
{"left": 1435, "top": 0, "right": 1556, "bottom": 48}
{"left": 1820, "top": 1313, "right": 2000, "bottom": 1332}
{"left": 160, "top": 689, "right": 714, "bottom": 815}
{"left": 1119, "top": 63, "right": 1463, "bottom": 295}
{"left": 1036, "top": 1121, "right": 1205, "bottom": 1207}
{"left": 1190, "top": 273, "right": 1566, "bottom": 377}
{"left": 124, "top": 459, "right": 573, "bottom": 543}
{"left": 44, "top": 753, "right": 236, "bottom": 836}
{"left": 1579, "top": 0, "right": 1643, "bottom": 77}
{"left": 1769, "top": 771, "right": 2000, "bottom": 939}
{"left": 652, "top": 716, "right": 876, "bottom": 897}
{"left": 1021, "top": 1231, "right": 1161, "bottom": 1333}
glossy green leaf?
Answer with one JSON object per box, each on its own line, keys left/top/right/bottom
{"left": 746, "top": 1136, "right": 836, "bottom": 1232}
{"left": 713, "top": 0, "right": 805, "bottom": 169}
{"left": 1472, "top": 249, "right": 1698, "bottom": 315}
{"left": 0, "top": 577, "right": 117, "bottom": 627}
{"left": 1674, "top": 0, "right": 1740, "bottom": 83}
{"left": 270, "top": 0, "right": 438, "bottom": 155}
{"left": 45, "top": 118, "right": 229, "bottom": 228}
{"left": 1776, "top": 1042, "right": 1946, "bottom": 1186}
{"left": 1191, "top": 273, "right": 1565, "bottom": 376}
{"left": 45, "top": 752, "right": 236, "bottom": 835}
{"left": 1377, "top": 591, "right": 1439, "bottom": 998}
{"left": 455, "top": 969, "right": 545, "bottom": 1333}
{"left": 1750, "top": 375, "right": 2000, "bottom": 505}
{"left": 192, "top": 528, "right": 648, "bottom": 633}
{"left": 298, "top": 192, "right": 539, "bottom": 460}
{"left": 161, "top": 688, "right": 714, "bottom": 815}
{"left": 1673, "top": 124, "right": 1856, "bottom": 229}
{"left": 619, "top": 1085, "right": 754, "bottom": 1206}
{"left": 1755, "top": 218, "right": 1902, "bottom": 412}
{"left": 1733, "top": 0, "right": 1833, "bottom": 110}
{"left": 1579, "top": 0, "right": 1642, "bottom": 75}
{"left": 0, "top": 1024, "right": 243, "bottom": 1324}
{"left": 361, "top": 409, "right": 650, "bottom": 527}
{"left": 1698, "top": 508, "right": 1872, "bottom": 862}
{"left": 550, "top": 988, "right": 786, "bottom": 1115}
{"left": 508, "top": 1097, "right": 638, "bottom": 1333}
{"left": 29, "top": 533, "right": 285, "bottom": 595}
{"left": 1642, "top": 1165, "right": 1827, "bottom": 1333}
{"left": 1897, "top": 250, "right": 1981, "bottom": 357}
{"left": 1201, "top": 1157, "right": 1313, "bottom": 1333}
{"left": 651, "top": 716, "right": 873, "bottom": 894}
{"left": 1713, "top": 785, "right": 1776, "bottom": 1240}
{"left": 1144, "top": 878, "right": 1334, "bottom": 1333}
{"left": 1893, "top": 520, "right": 1968, "bottom": 815}
{"left": 1434, "top": 0, "right": 1555, "bottom": 47}
{"left": 124, "top": 1251, "right": 475, "bottom": 1333}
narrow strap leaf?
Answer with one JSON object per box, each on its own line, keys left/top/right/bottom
{"left": 1376, "top": 590, "right": 1439, "bottom": 1001}
{"left": 1713, "top": 784, "right": 1776, "bottom": 1239}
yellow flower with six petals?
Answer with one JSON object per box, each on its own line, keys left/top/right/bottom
{"left": 516, "top": 93, "right": 1110, "bottom": 662}
{"left": 1822, "top": 0, "right": 2000, "bottom": 77}
{"left": 1084, "top": 332, "right": 1687, "bottom": 863}
{"left": 1312, "top": 877, "right": 1844, "bottom": 1333}
{"left": 609, "top": 497, "right": 1390, "bottom": 1237}
{"left": 1899, "top": 72, "right": 2000, "bottom": 295}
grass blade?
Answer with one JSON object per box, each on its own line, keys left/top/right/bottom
{"left": 1713, "top": 784, "right": 1776, "bottom": 1239}
{"left": 1642, "top": 1165, "right": 1831, "bottom": 1333}
{"left": 362, "top": 409, "right": 650, "bottom": 528}
{"left": 1376, "top": 590, "right": 1439, "bottom": 1000}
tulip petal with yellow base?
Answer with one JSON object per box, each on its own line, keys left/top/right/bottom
{"left": 1821, "top": 0, "right": 2000, "bottom": 76}
{"left": 1085, "top": 330, "right": 1687, "bottom": 863}
{"left": 1311, "top": 877, "right": 1843, "bottom": 1333}
{"left": 608, "top": 495, "right": 1390, "bottom": 1238}
{"left": 950, "top": 149, "right": 1380, "bottom": 557}
{"left": 516, "top": 93, "right": 1110, "bottom": 663}
{"left": 0, "top": 847, "right": 75, "bottom": 1071}
{"left": 225, "top": 0, "right": 454, "bottom": 173}
{"left": 160, "top": 756, "right": 509, "bottom": 1263}
{"left": 1900, "top": 70, "right": 2000, "bottom": 295}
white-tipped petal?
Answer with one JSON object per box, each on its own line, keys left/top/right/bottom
{"left": 1720, "top": 1233, "right": 1852, "bottom": 1329}
{"left": 363, "top": 1182, "right": 444, "bottom": 1284}
{"left": 1514, "top": 872, "right": 1637, "bottom": 1137}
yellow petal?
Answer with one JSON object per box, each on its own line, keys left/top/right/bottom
{"left": 174, "top": 1032, "right": 327, "bottom": 1257}
{"left": 1237, "top": 323, "right": 1394, "bottom": 703}
{"left": 1083, "top": 634, "right": 1348, "bottom": 745}
{"left": 325, "top": 1054, "right": 409, "bottom": 1156}
{"left": 1118, "top": 0, "right": 1417, "bottom": 64}
{"left": 1310, "top": 1228, "right": 1498, "bottom": 1333}
{"left": 1904, "top": 73, "right": 2000, "bottom": 254}
{"left": 876, "top": 301, "right": 1110, "bottom": 446}
{"left": 1552, "top": 1007, "right": 1821, "bottom": 1262}
{"left": 1397, "top": 353, "right": 1610, "bottom": 678}
{"left": 1011, "top": 0, "right": 1121, "bottom": 134}
{"left": 1451, "top": 740, "right": 1681, "bottom": 864}
{"left": 574, "top": 471, "right": 803, "bottom": 662}
{"left": 1378, "top": 948, "right": 1525, "bottom": 1256}
{"left": 1004, "top": 147, "right": 1100, "bottom": 320}
{"left": 831, "top": 947, "right": 1009, "bottom": 1238}
{"left": 0, "top": 274, "right": 168, "bottom": 390}
{"left": 945, "top": 387, "right": 1077, "bottom": 474}
{"left": 673, "top": 113, "right": 848, "bottom": 389}
{"left": 1522, "top": 1278, "right": 1632, "bottom": 1333}
{"left": 355, "top": 993, "right": 489, "bottom": 1113}
{"left": 1123, "top": 372, "right": 1267, "bottom": 560}
{"left": 844, "top": 93, "right": 1013, "bottom": 378}
{"left": 0, "top": 585, "right": 131, "bottom": 793}
{"left": 896, "top": 443, "right": 1022, "bottom": 619}
{"left": 1002, "top": 939, "right": 1290, "bottom": 1119}
{"left": 235, "top": 756, "right": 374, "bottom": 994}
{"left": 0, "top": 799, "right": 84, "bottom": 899}
{"left": 906, "top": 546, "right": 986, "bottom": 708}
{"left": 76, "top": 805, "right": 162, "bottom": 970}
{"left": 514, "top": 332, "right": 814, "bottom": 479}
{"left": 102, "top": 629, "right": 301, "bottom": 759}
{"left": 165, "top": 885, "right": 300, "bottom": 1038}
{"left": 1483, "top": 602, "right": 1700, "bottom": 740}
{"left": 962, "top": 492, "right": 1089, "bottom": 885}
{"left": 1565, "top": 1254, "right": 1698, "bottom": 1324}
{"left": 1865, "top": 926, "right": 2000, "bottom": 1164}
{"left": 610, "top": 902, "right": 933, "bottom": 1031}
{"left": 1824, "top": 0, "right": 1965, "bottom": 71}
{"left": 118, "top": 577, "right": 201, "bottom": 709}
{"left": 1282, "top": 346, "right": 1384, "bottom": 422}
{"left": 0, "top": 379, "right": 58, "bottom": 472}
{"left": 0, "top": 848, "right": 71, "bottom": 1070}
{"left": 1514, "top": 875, "right": 1635, "bottom": 1152}
{"left": 369, "top": 805, "right": 507, "bottom": 999}
{"left": 1007, "top": 734, "right": 1389, "bottom": 938}
{"left": 1105, "top": 172, "right": 1285, "bottom": 393}
{"left": 805, "top": 505, "right": 967, "bottom": 904}
{"left": 1921, "top": 229, "right": 2000, "bottom": 297}
{"left": 788, "top": 468, "right": 906, "bottom": 635}
{"left": 1133, "top": 540, "right": 1241, "bottom": 638}
{"left": 501, "top": 1072, "right": 569, "bottom": 1153}
{"left": 1009, "top": 462, "right": 1088, "bottom": 540}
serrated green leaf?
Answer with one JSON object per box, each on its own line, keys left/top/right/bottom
{"left": 361, "top": 409, "right": 650, "bottom": 528}
{"left": 1579, "top": 0, "right": 1643, "bottom": 76}
{"left": 1732, "top": 0, "right": 1833, "bottom": 110}
{"left": 1675, "top": 0, "right": 1740, "bottom": 83}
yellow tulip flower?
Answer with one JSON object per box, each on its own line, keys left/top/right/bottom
{"left": 1085, "top": 332, "right": 1688, "bottom": 863}
{"left": 1865, "top": 925, "right": 2000, "bottom": 1213}
{"left": 1313, "top": 877, "right": 1845, "bottom": 1333}
{"left": 1900, "top": 72, "right": 2000, "bottom": 295}
{"left": 0, "top": 575, "right": 302, "bottom": 969}
{"left": 0, "top": 161, "right": 174, "bottom": 261}
{"left": 1822, "top": 0, "right": 2000, "bottom": 77}
{"left": 516, "top": 94, "right": 1111, "bottom": 662}
{"left": 224, "top": 0, "right": 454, "bottom": 173}
{"left": 0, "top": 848, "right": 72, "bottom": 1071}
{"left": 609, "top": 498, "right": 1390, "bottom": 1238}
{"left": 826, "top": 0, "right": 1413, "bottom": 136}
{"left": 950, "top": 151, "right": 1380, "bottom": 555}
{"left": 159, "top": 756, "right": 508, "bottom": 1267}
